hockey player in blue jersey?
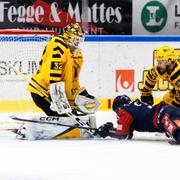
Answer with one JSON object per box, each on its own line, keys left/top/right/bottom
{"left": 95, "top": 95, "right": 180, "bottom": 143}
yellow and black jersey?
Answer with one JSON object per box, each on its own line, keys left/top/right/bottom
{"left": 27, "top": 36, "right": 83, "bottom": 103}
{"left": 140, "top": 61, "right": 180, "bottom": 107}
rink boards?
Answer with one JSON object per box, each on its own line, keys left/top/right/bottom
{"left": 0, "top": 35, "right": 180, "bottom": 112}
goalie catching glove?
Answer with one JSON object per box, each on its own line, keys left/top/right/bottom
{"left": 75, "top": 87, "right": 101, "bottom": 114}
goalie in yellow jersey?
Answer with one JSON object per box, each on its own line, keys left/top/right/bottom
{"left": 27, "top": 23, "right": 100, "bottom": 116}
{"left": 139, "top": 45, "right": 180, "bottom": 107}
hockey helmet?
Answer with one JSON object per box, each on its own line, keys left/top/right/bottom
{"left": 63, "top": 23, "right": 85, "bottom": 48}
{"left": 112, "top": 95, "right": 131, "bottom": 112}
{"left": 155, "top": 45, "right": 176, "bottom": 62}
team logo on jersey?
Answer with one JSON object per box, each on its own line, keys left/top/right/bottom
{"left": 116, "top": 70, "right": 134, "bottom": 92}
{"left": 141, "top": 1, "right": 167, "bottom": 33}
{"left": 162, "top": 113, "right": 176, "bottom": 134}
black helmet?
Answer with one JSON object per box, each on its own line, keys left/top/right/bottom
{"left": 112, "top": 95, "right": 131, "bottom": 112}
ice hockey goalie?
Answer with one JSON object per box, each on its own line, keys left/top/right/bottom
{"left": 16, "top": 82, "right": 100, "bottom": 140}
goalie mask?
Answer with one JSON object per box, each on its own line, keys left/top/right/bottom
{"left": 63, "top": 23, "right": 85, "bottom": 48}
{"left": 112, "top": 95, "right": 131, "bottom": 112}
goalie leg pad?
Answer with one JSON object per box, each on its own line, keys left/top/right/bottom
{"left": 16, "top": 123, "right": 37, "bottom": 141}
{"left": 16, "top": 115, "right": 97, "bottom": 140}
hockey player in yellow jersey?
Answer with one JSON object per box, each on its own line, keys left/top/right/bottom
{"left": 139, "top": 45, "right": 180, "bottom": 107}
{"left": 27, "top": 23, "right": 99, "bottom": 116}
{"left": 16, "top": 24, "right": 100, "bottom": 140}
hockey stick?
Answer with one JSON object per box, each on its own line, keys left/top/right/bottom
{"left": 6, "top": 62, "right": 94, "bottom": 136}
{"left": 10, "top": 115, "right": 97, "bottom": 132}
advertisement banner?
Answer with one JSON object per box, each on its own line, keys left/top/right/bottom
{"left": 1, "top": 35, "right": 180, "bottom": 111}
{"left": 0, "top": 0, "right": 132, "bottom": 35}
{"left": 133, "top": 0, "right": 180, "bottom": 35}
{"left": 115, "top": 70, "right": 135, "bottom": 93}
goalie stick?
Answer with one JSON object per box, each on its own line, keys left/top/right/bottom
{"left": 6, "top": 62, "right": 95, "bottom": 136}
{"left": 9, "top": 115, "right": 97, "bottom": 132}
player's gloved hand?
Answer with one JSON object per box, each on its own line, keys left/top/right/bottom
{"left": 94, "top": 122, "right": 114, "bottom": 138}
{"left": 140, "top": 94, "right": 154, "bottom": 105}
{"left": 75, "top": 88, "right": 100, "bottom": 114}
{"left": 173, "top": 129, "right": 180, "bottom": 144}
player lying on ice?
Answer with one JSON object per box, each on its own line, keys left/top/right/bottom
{"left": 95, "top": 95, "right": 180, "bottom": 144}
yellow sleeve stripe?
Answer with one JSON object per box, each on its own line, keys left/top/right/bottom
{"left": 50, "top": 69, "right": 62, "bottom": 73}
{"left": 146, "top": 76, "right": 156, "bottom": 86}
{"left": 147, "top": 71, "right": 157, "bottom": 82}
{"left": 50, "top": 77, "right": 61, "bottom": 81}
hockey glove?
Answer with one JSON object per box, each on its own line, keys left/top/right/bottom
{"left": 75, "top": 88, "right": 101, "bottom": 114}
{"left": 140, "top": 94, "right": 154, "bottom": 105}
{"left": 94, "top": 122, "right": 114, "bottom": 138}
{"left": 172, "top": 129, "right": 180, "bottom": 144}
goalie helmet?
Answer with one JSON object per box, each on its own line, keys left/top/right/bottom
{"left": 63, "top": 23, "right": 85, "bottom": 48}
{"left": 155, "top": 45, "right": 176, "bottom": 62}
{"left": 112, "top": 95, "right": 131, "bottom": 112}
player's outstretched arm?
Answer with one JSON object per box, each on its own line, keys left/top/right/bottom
{"left": 94, "top": 122, "right": 128, "bottom": 140}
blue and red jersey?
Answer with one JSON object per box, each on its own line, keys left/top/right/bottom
{"left": 115, "top": 100, "right": 162, "bottom": 136}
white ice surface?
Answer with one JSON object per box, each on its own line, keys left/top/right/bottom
{"left": 0, "top": 111, "right": 179, "bottom": 180}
